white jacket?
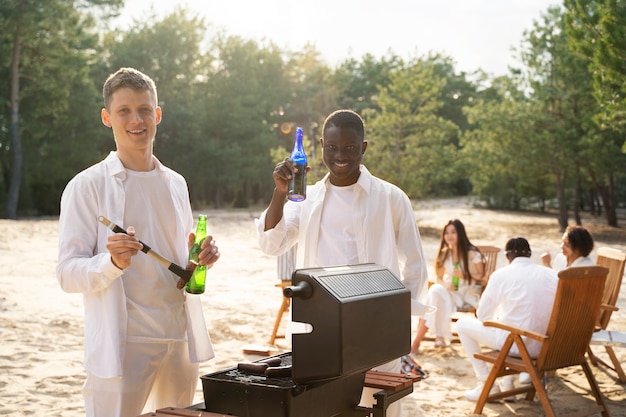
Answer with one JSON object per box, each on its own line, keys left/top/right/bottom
{"left": 56, "top": 152, "right": 213, "bottom": 378}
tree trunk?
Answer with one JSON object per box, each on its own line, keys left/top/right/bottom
{"left": 600, "top": 174, "right": 618, "bottom": 227}
{"left": 5, "top": 23, "right": 22, "bottom": 219}
{"left": 556, "top": 170, "right": 568, "bottom": 232}
{"left": 573, "top": 171, "right": 582, "bottom": 225}
{"left": 589, "top": 171, "right": 618, "bottom": 227}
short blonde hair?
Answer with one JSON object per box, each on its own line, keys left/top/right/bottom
{"left": 102, "top": 67, "right": 158, "bottom": 110}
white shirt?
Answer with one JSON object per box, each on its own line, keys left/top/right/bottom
{"left": 477, "top": 257, "right": 559, "bottom": 357}
{"left": 122, "top": 169, "right": 186, "bottom": 341}
{"left": 317, "top": 183, "right": 359, "bottom": 266}
{"left": 256, "top": 165, "right": 428, "bottom": 313}
{"left": 56, "top": 152, "right": 213, "bottom": 378}
{"left": 553, "top": 252, "right": 594, "bottom": 272}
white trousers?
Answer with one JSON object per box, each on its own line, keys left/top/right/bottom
{"left": 359, "top": 358, "right": 402, "bottom": 417}
{"left": 83, "top": 341, "right": 198, "bottom": 417}
{"left": 455, "top": 317, "right": 502, "bottom": 380}
{"left": 424, "top": 283, "right": 455, "bottom": 339}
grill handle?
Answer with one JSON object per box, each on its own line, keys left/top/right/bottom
{"left": 283, "top": 281, "right": 312, "bottom": 299}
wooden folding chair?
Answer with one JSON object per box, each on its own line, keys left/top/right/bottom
{"left": 268, "top": 245, "right": 297, "bottom": 345}
{"left": 587, "top": 247, "right": 626, "bottom": 382}
{"left": 473, "top": 265, "right": 611, "bottom": 417}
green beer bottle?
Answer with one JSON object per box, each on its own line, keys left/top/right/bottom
{"left": 186, "top": 215, "right": 207, "bottom": 294}
{"left": 452, "top": 262, "right": 460, "bottom": 291}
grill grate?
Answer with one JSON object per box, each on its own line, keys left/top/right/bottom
{"left": 202, "top": 353, "right": 295, "bottom": 389}
{"left": 319, "top": 270, "right": 404, "bottom": 299}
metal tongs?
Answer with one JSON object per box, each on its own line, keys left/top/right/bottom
{"left": 98, "top": 216, "right": 195, "bottom": 288}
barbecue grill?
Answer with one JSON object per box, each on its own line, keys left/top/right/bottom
{"left": 200, "top": 263, "right": 412, "bottom": 417}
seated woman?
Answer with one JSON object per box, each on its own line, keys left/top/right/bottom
{"left": 541, "top": 225, "right": 594, "bottom": 271}
{"left": 411, "top": 219, "right": 485, "bottom": 352}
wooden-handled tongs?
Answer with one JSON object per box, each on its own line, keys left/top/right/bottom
{"left": 98, "top": 216, "right": 195, "bottom": 289}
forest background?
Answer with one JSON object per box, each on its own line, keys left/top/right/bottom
{"left": 1, "top": 0, "right": 625, "bottom": 231}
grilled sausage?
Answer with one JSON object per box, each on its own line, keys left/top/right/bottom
{"left": 264, "top": 365, "right": 292, "bottom": 378}
{"left": 237, "top": 362, "right": 269, "bottom": 374}
{"left": 259, "top": 357, "right": 282, "bottom": 367}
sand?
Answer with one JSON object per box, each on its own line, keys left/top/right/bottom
{"left": 0, "top": 197, "right": 624, "bottom": 416}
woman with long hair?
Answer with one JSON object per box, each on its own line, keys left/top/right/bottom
{"left": 411, "top": 219, "right": 485, "bottom": 352}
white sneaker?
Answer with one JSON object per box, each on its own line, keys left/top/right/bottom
{"left": 518, "top": 372, "right": 531, "bottom": 384}
{"left": 464, "top": 382, "right": 500, "bottom": 401}
{"left": 499, "top": 375, "right": 515, "bottom": 392}
{"left": 499, "top": 375, "right": 517, "bottom": 402}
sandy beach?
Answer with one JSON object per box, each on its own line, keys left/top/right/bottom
{"left": 1, "top": 197, "right": 624, "bottom": 416}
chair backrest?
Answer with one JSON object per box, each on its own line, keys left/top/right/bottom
{"left": 536, "top": 265, "right": 608, "bottom": 372}
{"left": 476, "top": 245, "right": 501, "bottom": 285}
{"left": 595, "top": 246, "right": 626, "bottom": 330}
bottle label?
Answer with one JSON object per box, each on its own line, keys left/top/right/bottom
{"left": 288, "top": 163, "right": 307, "bottom": 201}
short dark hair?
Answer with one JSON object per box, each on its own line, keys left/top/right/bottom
{"left": 321, "top": 109, "right": 365, "bottom": 140}
{"left": 565, "top": 225, "right": 594, "bottom": 257}
{"left": 505, "top": 237, "right": 532, "bottom": 258}
{"left": 102, "top": 67, "right": 158, "bottom": 110}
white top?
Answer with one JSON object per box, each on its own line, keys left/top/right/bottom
{"left": 56, "top": 152, "right": 213, "bottom": 378}
{"left": 317, "top": 183, "right": 359, "bottom": 266}
{"left": 442, "top": 250, "right": 484, "bottom": 309}
{"left": 122, "top": 169, "right": 186, "bottom": 341}
{"left": 477, "top": 257, "right": 559, "bottom": 357}
{"left": 256, "top": 165, "right": 429, "bottom": 314}
{"left": 553, "top": 252, "right": 594, "bottom": 272}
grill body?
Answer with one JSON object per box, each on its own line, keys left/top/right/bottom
{"left": 201, "top": 263, "right": 411, "bottom": 417}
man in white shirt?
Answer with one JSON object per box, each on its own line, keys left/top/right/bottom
{"left": 56, "top": 68, "right": 220, "bottom": 417}
{"left": 456, "top": 237, "right": 558, "bottom": 401}
{"left": 256, "top": 109, "right": 428, "bottom": 417}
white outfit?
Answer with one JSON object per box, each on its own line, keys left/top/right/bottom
{"left": 456, "top": 257, "right": 558, "bottom": 380}
{"left": 256, "top": 166, "right": 428, "bottom": 417}
{"left": 552, "top": 252, "right": 594, "bottom": 272}
{"left": 424, "top": 250, "right": 483, "bottom": 339}
{"left": 256, "top": 166, "right": 428, "bottom": 309}
{"left": 57, "top": 152, "right": 213, "bottom": 417}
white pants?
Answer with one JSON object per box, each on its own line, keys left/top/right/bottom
{"left": 424, "top": 283, "right": 455, "bottom": 339}
{"left": 83, "top": 341, "right": 198, "bottom": 417}
{"left": 455, "top": 317, "right": 502, "bottom": 380}
{"left": 359, "top": 358, "right": 402, "bottom": 417}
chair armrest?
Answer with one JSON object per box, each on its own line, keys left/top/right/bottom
{"left": 483, "top": 320, "right": 548, "bottom": 342}
{"left": 600, "top": 303, "right": 619, "bottom": 312}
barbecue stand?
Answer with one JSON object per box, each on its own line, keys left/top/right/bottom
{"left": 198, "top": 263, "right": 415, "bottom": 417}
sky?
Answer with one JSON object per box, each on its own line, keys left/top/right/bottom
{"left": 114, "top": 0, "right": 562, "bottom": 77}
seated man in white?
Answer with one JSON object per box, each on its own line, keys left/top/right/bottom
{"left": 456, "top": 237, "right": 559, "bottom": 400}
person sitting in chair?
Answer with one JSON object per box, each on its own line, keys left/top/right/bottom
{"left": 541, "top": 225, "right": 594, "bottom": 271}
{"left": 456, "top": 237, "right": 558, "bottom": 401}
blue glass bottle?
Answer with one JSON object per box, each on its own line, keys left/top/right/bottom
{"left": 288, "top": 127, "right": 307, "bottom": 202}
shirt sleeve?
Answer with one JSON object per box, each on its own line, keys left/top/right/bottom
{"left": 476, "top": 271, "right": 501, "bottom": 321}
{"left": 394, "top": 191, "right": 429, "bottom": 313}
{"left": 255, "top": 204, "right": 300, "bottom": 256}
{"left": 56, "top": 176, "right": 123, "bottom": 294}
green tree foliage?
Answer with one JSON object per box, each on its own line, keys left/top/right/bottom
{"left": 98, "top": 8, "right": 215, "bottom": 205}
{"left": 462, "top": 77, "right": 553, "bottom": 210}
{"left": 365, "top": 58, "right": 461, "bottom": 198}
{"left": 1, "top": 0, "right": 122, "bottom": 218}
{"left": 521, "top": 6, "right": 598, "bottom": 229}
{"left": 0, "top": 2, "right": 624, "bottom": 224}
{"left": 563, "top": 0, "right": 626, "bottom": 226}
{"left": 564, "top": 0, "right": 626, "bottom": 131}
{"left": 332, "top": 52, "right": 402, "bottom": 114}
{"left": 198, "top": 34, "right": 292, "bottom": 207}
{"left": 277, "top": 44, "right": 338, "bottom": 181}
